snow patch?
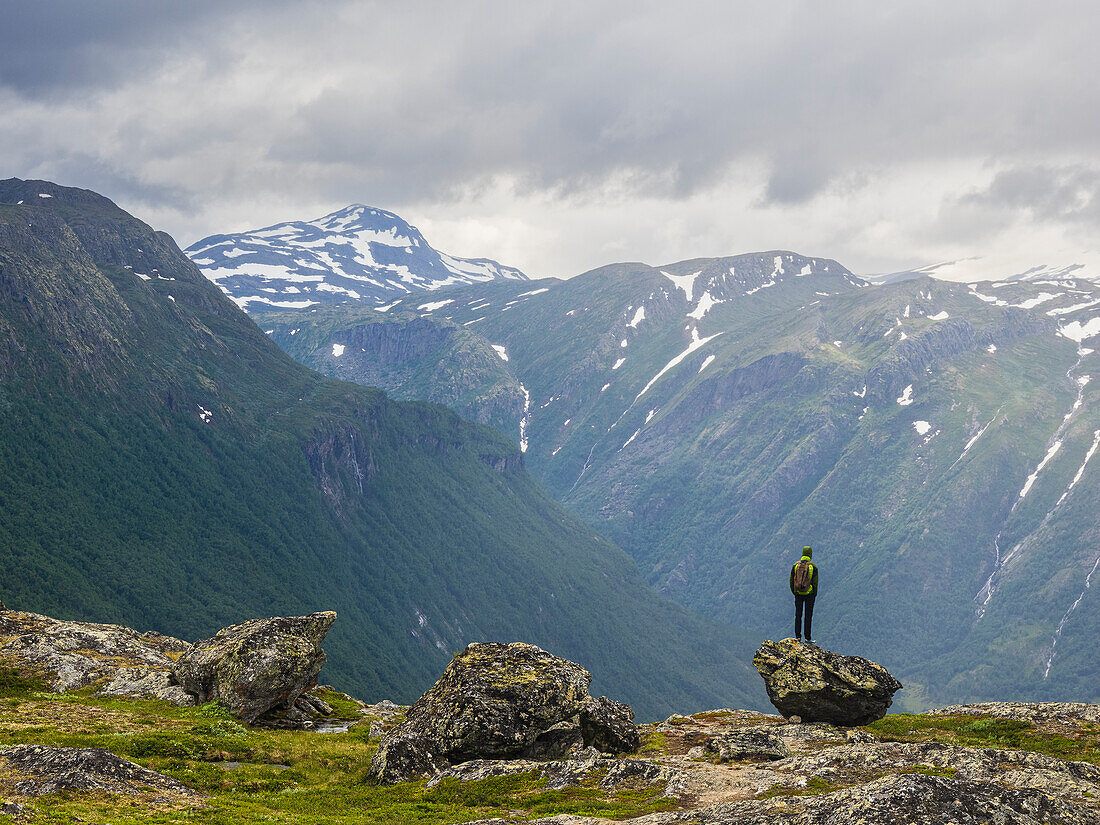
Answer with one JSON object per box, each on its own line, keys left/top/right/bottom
{"left": 612, "top": 358, "right": 626, "bottom": 370}
{"left": 1012, "top": 292, "right": 1061, "bottom": 309}
{"left": 332, "top": 343, "right": 345, "bottom": 357}
{"left": 896, "top": 385, "right": 914, "bottom": 406}
{"left": 635, "top": 328, "right": 725, "bottom": 402}
{"left": 519, "top": 384, "right": 531, "bottom": 452}
{"left": 698, "top": 354, "right": 716, "bottom": 373}
{"left": 1019, "top": 440, "right": 1063, "bottom": 499}
{"left": 986, "top": 344, "right": 998, "bottom": 353}
{"left": 492, "top": 344, "right": 509, "bottom": 361}
{"left": 197, "top": 405, "right": 213, "bottom": 423}
{"left": 1059, "top": 318, "right": 1100, "bottom": 342}
{"left": 627, "top": 306, "right": 646, "bottom": 328}
{"left": 927, "top": 310, "right": 950, "bottom": 321}
{"left": 913, "top": 420, "right": 932, "bottom": 436}
{"left": 1048, "top": 298, "right": 1100, "bottom": 316}
{"left": 517, "top": 287, "right": 550, "bottom": 297}
{"left": 418, "top": 299, "right": 454, "bottom": 311}
{"left": 687, "top": 290, "right": 722, "bottom": 319}
{"left": 661, "top": 269, "right": 702, "bottom": 302}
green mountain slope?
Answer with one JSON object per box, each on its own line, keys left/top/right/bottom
{"left": 255, "top": 254, "right": 1100, "bottom": 708}
{"left": 0, "top": 179, "right": 768, "bottom": 719}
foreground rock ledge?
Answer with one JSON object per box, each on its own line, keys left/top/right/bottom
{"left": 753, "top": 638, "right": 902, "bottom": 725}
{"left": 368, "top": 642, "right": 639, "bottom": 784}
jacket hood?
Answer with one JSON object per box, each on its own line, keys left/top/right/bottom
{"left": 801, "top": 546, "right": 812, "bottom": 560}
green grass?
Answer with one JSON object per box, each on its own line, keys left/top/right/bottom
{"left": 0, "top": 691, "right": 678, "bottom": 824}
{"left": 865, "top": 713, "right": 1100, "bottom": 764}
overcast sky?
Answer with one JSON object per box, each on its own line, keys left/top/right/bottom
{"left": 3, "top": 1, "right": 1099, "bottom": 279}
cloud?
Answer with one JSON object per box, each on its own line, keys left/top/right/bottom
{"left": 959, "top": 165, "right": 1100, "bottom": 224}
{"left": 2, "top": 1, "right": 1099, "bottom": 276}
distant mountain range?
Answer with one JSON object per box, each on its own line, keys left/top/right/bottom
{"left": 0, "top": 178, "right": 767, "bottom": 719}
{"left": 255, "top": 251, "right": 1100, "bottom": 710}
{"left": 185, "top": 204, "right": 527, "bottom": 310}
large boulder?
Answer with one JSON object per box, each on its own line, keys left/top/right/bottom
{"left": 368, "top": 642, "right": 639, "bottom": 784}
{"left": 0, "top": 610, "right": 192, "bottom": 704}
{"left": 172, "top": 612, "right": 336, "bottom": 724}
{"left": 752, "top": 639, "right": 902, "bottom": 726}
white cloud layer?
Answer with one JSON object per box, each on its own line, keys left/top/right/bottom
{"left": 2, "top": 1, "right": 1098, "bottom": 279}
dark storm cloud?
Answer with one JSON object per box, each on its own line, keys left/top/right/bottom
{"left": 960, "top": 165, "right": 1100, "bottom": 224}
{"left": 0, "top": 0, "right": 303, "bottom": 95}
{"left": 3, "top": 1, "right": 1099, "bottom": 271}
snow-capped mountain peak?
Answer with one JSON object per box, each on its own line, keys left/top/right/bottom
{"left": 186, "top": 205, "right": 527, "bottom": 311}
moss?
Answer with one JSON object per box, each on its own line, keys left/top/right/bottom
{"left": 864, "top": 713, "right": 1100, "bottom": 765}
{"left": 759, "top": 776, "right": 834, "bottom": 799}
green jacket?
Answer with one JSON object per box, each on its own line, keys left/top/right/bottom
{"left": 790, "top": 551, "right": 818, "bottom": 597}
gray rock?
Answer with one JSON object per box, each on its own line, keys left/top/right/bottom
{"left": 0, "top": 610, "right": 192, "bottom": 703}
{"left": 752, "top": 638, "right": 902, "bottom": 725}
{"left": 703, "top": 729, "right": 790, "bottom": 762}
{"left": 368, "top": 642, "right": 639, "bottom": 783}
{"left": 579, "top": 695, "right": 640, "bottom": 754}
{"left": 172, "top": 612, "right": 336, "bottom": 724}
{"left": 0, "top": 745, "right": 198, "bottom": 798}
{"left": 928, "top": 701, "right": 1100, "bottom": 726}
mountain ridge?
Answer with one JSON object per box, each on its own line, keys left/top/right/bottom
{"left": 185, "top": 203, "right": 527, "bottom": 311}
{"left": 255, "top": 250, "right": 1100, "bottom": 710}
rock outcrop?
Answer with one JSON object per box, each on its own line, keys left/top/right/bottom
{"left": 0, "top": 745, "right": 198, "bottom": 799}
{"left": 752, "top": 639, "right": 902, "bottom": 725}
{"left": 0, "top": 610, "right": 192, "bottom": 704}
{"left": 703, "top": 729, "right": 790, "bottom": 762}
{"left": 172, "top": 612, "right": 336, "bottom": 724}
{"left": 458, "top": 703, "right": 1100, "bottom": 824}
{"left": 368, "top": 642, "right": 640, "bottom": 783}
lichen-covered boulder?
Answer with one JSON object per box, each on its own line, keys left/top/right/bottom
{"left": 368, "top": 642, "right": 639, "bottom": 784}
{"left": 172, "top": 612, "right": 336, "bottom": 724}
{"left": 703, "top": 729, "right": 791, "bottom": 762}
{"left": 0, "top": 610, "right": 192, "bottom": 704}
{"left": 1, "top": 745, "right": 198, "bottom": 798}
{"left": 753, "top": 639, "right": 902, "bottom": 726}
{"left": 580, "top": 696, "right": 640, "bottom": 754}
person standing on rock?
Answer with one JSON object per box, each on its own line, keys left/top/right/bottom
{"left": 790, "top": 546, "right": 818, "bottom": 644}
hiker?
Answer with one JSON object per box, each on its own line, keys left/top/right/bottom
{"left": 790, "top": 546, "right": 818, "bottom": 644}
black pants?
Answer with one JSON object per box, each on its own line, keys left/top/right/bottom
{"left": 794, "top": 593, "right": 815, "bottom": 640}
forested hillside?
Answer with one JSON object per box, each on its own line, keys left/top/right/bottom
{"left": 0, "top": 179, "right": 767, "bottom": 719}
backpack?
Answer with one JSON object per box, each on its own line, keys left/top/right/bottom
{"left": 792, "top": 560, "right": 813, "bottom": 594}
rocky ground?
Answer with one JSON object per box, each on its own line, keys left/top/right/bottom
{"left": 0, "top": 609, "right": 1097, "bottom": 823}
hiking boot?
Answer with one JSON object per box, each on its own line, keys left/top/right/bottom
{"left": 795, "top": 636, "right": 801, "bottom": 643}
{"left": 805, "top": 637, "right": 815, "bottom": 645}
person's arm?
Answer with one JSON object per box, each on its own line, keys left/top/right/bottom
{"left": 789, "top": 564, "right": 796, "bottom": 595}
{"left": 811, "top": 565, "right": 819, "bottom": 596}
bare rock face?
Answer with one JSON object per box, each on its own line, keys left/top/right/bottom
{"left": 752, "top": 639, "right": 902, "bottom": 726}
{"left": 0, "top": 610, "right": 193, "bottom": 704}
{"left": 368, "top": 642, "right": 640, "bottom": 784}
{"left": 1, "top": 745, "right": 198, "bottom": 798}
{"left": 172, "top": 612, "right": 336, "bottom": 724}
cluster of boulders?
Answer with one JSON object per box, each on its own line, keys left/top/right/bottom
{"left": 0, "top": 608, "right": 337, "bottom": 726}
